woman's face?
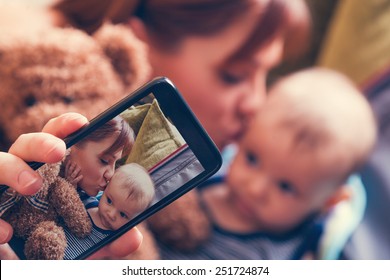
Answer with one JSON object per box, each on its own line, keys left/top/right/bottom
{"left": 69, "top": 134, "right": 123, "bottom": 196}
{"left": 146, "top": 15, "right": 284, "bottom": 150}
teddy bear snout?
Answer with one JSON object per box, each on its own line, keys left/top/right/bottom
{"left": 24, "top": 95, "right": 37, "bottom": 107}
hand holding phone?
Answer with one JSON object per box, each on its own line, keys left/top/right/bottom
{"left": 0, "top": 113, "right": 86, "bottom": 251}
{"left": 0, "top": 77, "right": 222, "bottom": 260}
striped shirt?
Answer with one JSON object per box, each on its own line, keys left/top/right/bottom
{"left": 63, "top": 212, "right": 111, "bottom": 260}
{"left": 159, "top": 177, "right": 323, "bottom": 260}
{"left": 63, "top": 192, "right": 110, "bottom": 260}
{"left": 159, "top": 221, "right": 320, "bottom": 260}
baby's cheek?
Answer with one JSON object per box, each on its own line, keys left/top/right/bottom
{"left": 227, "top": 157, "right": 246, "bottom": 182}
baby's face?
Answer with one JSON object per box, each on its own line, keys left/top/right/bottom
{"left": 98, "top": 177, "right": 142, "bottom": 231}
{"left": 226, "top": 112, "right": 340, "bottom": 234}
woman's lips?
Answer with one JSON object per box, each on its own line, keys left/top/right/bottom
{"left": 98, "top": 183, "right": 107, "bottom": 191}
{"left": 230, "top": 124, "right": 247, "bottom": 142}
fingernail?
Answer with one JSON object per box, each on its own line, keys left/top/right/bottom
{"left": 65, "top": 114, "right": 88, "bottom": 123}
{"left": 18, "top": 170, "right": 42, "bottom": 194}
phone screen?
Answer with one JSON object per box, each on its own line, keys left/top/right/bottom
{"left": 1, "top": 77, "right": 222, "bottom": 260}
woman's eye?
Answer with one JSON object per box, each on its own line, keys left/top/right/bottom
{"left": 100, "top": 158, "right": 109, "bottom": 165}
{"left": 245, "top": 151, "right": 259, "bottom": 167}
{"left": 220, "top": 71, "right": 245, "bottom": 85}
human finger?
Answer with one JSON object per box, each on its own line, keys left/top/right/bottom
{"left": 0, "top": 219, "right": 13, "bottom": 244}
{"left": 0, "top": 243, "right": 19, "bottom": 260}
{"left": 67, "top": 162, "right": 75, "bottom": 177}
{"left": 74, "top": 164, "right": 81, "bottom": 175}
{"left": 65, "top": 160, "right": 71, "bottom": 174}
{"left": 86, "top": 227, "right": 142, "bottom": 260}
{"left": 72, "top": 164, "right": 81, "bottom": 177}
{"left": 0, "top": 152, "right": 43, "bottom": 195}
{"left": 8, "top": 133, "right": 66, "bottom": 164}
{"left": 73, "top": 175, "right": 83, "bottom": 184}
{"left": 42, "top": 112, "right": 88, "bottom": 139}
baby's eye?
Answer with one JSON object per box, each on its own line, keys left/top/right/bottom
{"left": 278, "top": 181, "right": 295, "bottom": 194}
{"left": 100, "top": 158, "right": 109, "bottom": 165}
{"left": 120, "top": 212, "right": 129, "bottom": 219}
{"left": 245, "top": 151, "right": 259, "bottom": 167}
{"left": 106, "top": 197, "right": 112, "bottom": 205}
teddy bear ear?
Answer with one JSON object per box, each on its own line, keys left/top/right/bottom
{"left": 93, "top": 23, "right": 151, "bottom": 93}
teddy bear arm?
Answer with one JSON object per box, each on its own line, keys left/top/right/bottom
{"left": 24, "top": 221, "right": 67, "bottom": 260}
{"left": 147, "top": 190, "right": 211, "bottom": 251}
{"left": 49, "top": 178, "right": 92, "bottom": 238}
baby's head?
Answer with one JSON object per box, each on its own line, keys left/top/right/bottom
{"left": 227, "top": 67, "right": 377, "bottom": 234}
{"left": 98, "top": 163, "right": 155, "bottom": 230}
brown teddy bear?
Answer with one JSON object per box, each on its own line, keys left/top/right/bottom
{"left": 0, "top": 160, "right": 91, "bottom": 259}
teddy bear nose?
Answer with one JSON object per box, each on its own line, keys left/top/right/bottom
{"left": 61, "top": 96, "right": 74, "bottom": 104}
{"left": 24, "top": 95, "right": 37, "bottom": 107}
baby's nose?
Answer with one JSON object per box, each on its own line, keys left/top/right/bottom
{"left": 107, "top": 210, "right": 116, "bottom": 221}
{"left": 248, "top": 177, "right": 268, "bottom": 198}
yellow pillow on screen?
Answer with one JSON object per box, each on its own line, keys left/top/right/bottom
{"left": 126, "top": 99, "right": 185, "bottom": 170}
{"left": 120, "top": 103, "right": 150, "bottom": 135}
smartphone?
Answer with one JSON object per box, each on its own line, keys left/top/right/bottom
{"left": 1, "top": 77, "right": 222, "bottom": 260}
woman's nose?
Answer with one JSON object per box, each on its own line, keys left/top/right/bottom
{"left": 104, "top": 165, "right": 115, "bottom": 181}
{"left": 239, "top": 77, "right": 266, "bottom": 120}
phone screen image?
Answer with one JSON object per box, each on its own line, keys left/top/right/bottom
{"left": 1, "top": 78, "right": 222, "bottom": 260}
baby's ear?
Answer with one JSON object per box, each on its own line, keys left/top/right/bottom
{"left": 93, "top": 23, "right": 150, "bottom": 93}
{"left": 322, "top": 185, "right": 352, "bottom": 212}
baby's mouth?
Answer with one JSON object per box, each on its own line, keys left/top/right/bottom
{"left": 232, "top": 193, "right": 255, "bottom": 220}
{"left": 101, "top": 215, "right": 113, "bottom": 230}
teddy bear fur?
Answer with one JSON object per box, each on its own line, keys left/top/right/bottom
{"left": 0, "top": 23, "right": 149, "bottom": 149}
{"left": 146, "top": 190, "right": 212, "bottom": 252}
{"left": 0, "top": 6, "right": 210, "bottom": 259}
{"left": 123, "top": 191, "right": 212, "bottom": 260}
{"left": 0, "top": 161, "right": 91, "bottom": 259}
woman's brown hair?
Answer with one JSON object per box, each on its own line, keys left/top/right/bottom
{"left": 75, "top": 115, "right": 135, "bottom": 157}
{"left": 52, "top": 0, "right": 311, "bottom": 60}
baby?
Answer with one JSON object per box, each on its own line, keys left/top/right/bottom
{"left": 63, "top": 162, "right": 155, "bottom": 259}
{"left": 87, "top": 163, "right": 155, "bottom": 231}
{"left": 66, "top": 161, "right": 155, "bottom": 230}
{"left": 160, "top": 67, "right": 377, "bottom": 259}
{"left": 222, "top": 67, "right": 377, "bottom": 235}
